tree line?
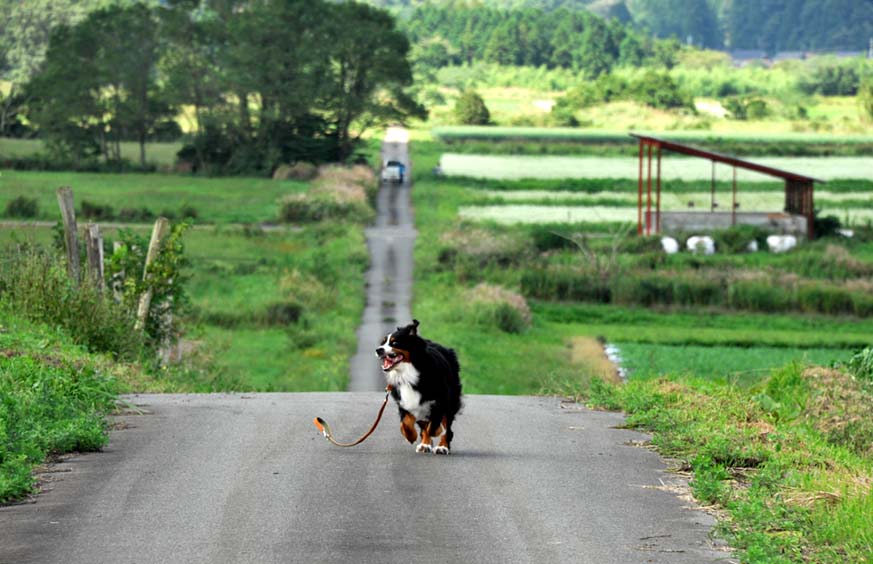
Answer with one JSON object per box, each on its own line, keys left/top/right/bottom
{"left": 401, "top": 4, "right": 681, "bottom": 77}
{"left": 4, "top": 0, "right": 424, "bottom": 174}
{"left": 373, "top": 0, "right": 873, "bottom": 53}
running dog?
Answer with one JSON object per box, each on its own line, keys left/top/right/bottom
{"left": 376, "top": 320, "right": 462, "bottom": 454}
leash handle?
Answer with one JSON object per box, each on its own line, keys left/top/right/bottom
{"left": 313, "top": 386, "right": 393, "bottom": 448}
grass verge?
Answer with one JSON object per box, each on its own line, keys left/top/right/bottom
{"left": 569, "top": 365, "right": 873, "bottom": 563}
{"left": 0, "top": 311, "right": 120, "bottom": 503}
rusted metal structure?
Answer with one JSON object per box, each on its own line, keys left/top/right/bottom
{"left": 632, "top": 134, "right": 821, "bottom": 240}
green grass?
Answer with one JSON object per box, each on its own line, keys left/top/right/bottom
{"left": 0, "top": 310, "right": 119, "bottom": 502}
{"left": 433, "top": 126, "right": 873, "bottom": 146}
{"left": 581, "top": 367, "right": 873, "bottom": 563}
{"left": 0, "top": 137, "right": 183, "bottom": 166}
{"left": 178, "top": 225, "right": 368, "bottom": 391}
{"left": 0, "top": 169, "right": 307, "bottom": 224}
{"left": 614, "top": 342, "right": 852, "bottom": 385}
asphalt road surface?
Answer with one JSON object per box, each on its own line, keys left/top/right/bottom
{"left": 348, "top": 126, "right": 415, "bottom": 392}
{"left": 0, "top": 393, "right": 731, "bottom": 564}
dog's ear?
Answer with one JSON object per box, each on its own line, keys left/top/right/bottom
{"left": 410, "top": 319, "right": 420, "bottom": 335}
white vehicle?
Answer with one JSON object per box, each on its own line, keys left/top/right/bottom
{"left": 381, "top": 160, "right": 405, "bottom": 183}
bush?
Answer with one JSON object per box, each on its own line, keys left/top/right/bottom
{"left": 0, "top": 249, "right": 143, "bottom": 359}
{"left": 438, "top": 227, "right": 531, "bottom": 273}
{"left": 279, "top": 165, "right": 377, "bottom": 223}
{"left": 80, "top": 200, "right": 115, "bottom": 221}
{"left": 273, "top": 162, "right": 318, "bottom": 181}
{"left": 4, "top": 196, "right": 38, "bottom": 218}
{"left": 117, "top": 207, "right": 155, "bottom": 223}
{"left": 454, "top": 90, "right": 491, "bottom": 125}
{"left": 0, "top": 347, "right": 117, "bottom": 501}
{"left": 713, "top": 225, "right": 767, "bottom": 254}
{"left": 466, "top": 283, "right": 532, "bottom": 333}
{"left": 846, "top": 347, "right": 873, "bottom": 382}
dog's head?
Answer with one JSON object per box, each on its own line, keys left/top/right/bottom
{"left": 376, "top": 319, "right": 422, "bottom": 373}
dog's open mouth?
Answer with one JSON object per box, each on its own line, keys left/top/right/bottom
{"left": 381, "top": 352, "right": 402, "bottom": 372}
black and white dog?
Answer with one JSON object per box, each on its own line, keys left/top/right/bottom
{"left": 376, "top": 320, "right": 462, "bottom": 454}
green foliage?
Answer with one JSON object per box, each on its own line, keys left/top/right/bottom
{"left": 846, "top": 347, "right": 873, "bottom": 381}
{"left": 579, "top": 368, "right": 873, "bottom": 562}
{"left": 454, "top": 90, "right": 491, "bottom": 125}
{"left": 724, "top": 96, "right": 769, "bottom": 120}
{"left": 4, "top": 196, "right": 38, "bottom": 218}
{"left": 25, "top": 3, "right": 171, "bottom": 168}
{"left": 859, "top": 77, "right": 873, "bottom": 121}
{"left": 555, "top": 70, "right": 693, "bottom": 113}
{"left": 105, "top": 223, "right": 190, "bottom": 350}
{"left": 0, "top": 247, "right": 144, "bottom": 359}
{"left": 0, "top": 311, "right": 119, "bottom": 502}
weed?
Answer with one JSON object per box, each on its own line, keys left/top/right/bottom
{"left": 4, "top": 196, "right": 38, "bottom": 218}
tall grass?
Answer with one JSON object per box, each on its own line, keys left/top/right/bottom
{"left": 0, "top": 247, "right": 143, "bottom": 359}
{"left": 0, "top": 312, "right": 118, "bottom": 502}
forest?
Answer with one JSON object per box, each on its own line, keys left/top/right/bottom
{"left": 373, "top": 0, "right": 873, "bottom": 53}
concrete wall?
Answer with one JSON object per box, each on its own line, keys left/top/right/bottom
{"left": 652, "top": 212, "right": 808, "bottom": 236}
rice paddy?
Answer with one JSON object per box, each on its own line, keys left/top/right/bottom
{"left": 439, "top": 153, "right": 873, "bottom": 181}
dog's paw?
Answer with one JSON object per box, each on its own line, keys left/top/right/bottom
{"left": 415, "top": 443, "right": 433, "bottom": 454}
{"left": 433, "top": 445, "right": 450, "bottom": 455}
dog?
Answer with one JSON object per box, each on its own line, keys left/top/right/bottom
{"left": 376, "top": 320, "right": 462, "bottom": 455}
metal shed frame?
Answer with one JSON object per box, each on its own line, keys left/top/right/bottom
{"left": 631, "top": 134, "right": 823, "bottom": 240}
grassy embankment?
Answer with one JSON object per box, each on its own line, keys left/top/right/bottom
{"left": 0, "top": 311, "right": 122, "bottom": 502}
{"left": 410, "top": 130, "right": 873, "bottom": 562}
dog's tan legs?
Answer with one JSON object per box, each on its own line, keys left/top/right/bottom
{"left": 415, "top": 420, "right": 438, "bottom": 453}
{"left": 400, "top": 412, "right": 418, "bottom": 444}
{"left": 434, "top": 417, "right": 450, "bottom": 455}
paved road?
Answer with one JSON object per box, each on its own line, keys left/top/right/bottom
{"left": 0, "top": 393, "right": 730, "bottom": 564}
{"left": 348, "top": 126, "right": 415, "bottom": 391}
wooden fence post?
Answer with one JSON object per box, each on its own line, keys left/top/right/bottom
{"left": 85, "top": 223, "right": 104, "bottom": 290}
{"left": 111, "top": 241, "right": 124, "bottom": 302}
{"left": 56, "top": 186, "right": 80, "bottom": 284}
{"left": 135, "top": 217, "right": 170, "bottom": 332}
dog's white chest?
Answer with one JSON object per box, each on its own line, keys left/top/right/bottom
{"left": 387, "top": 363, "right": 433, "bottom": 421}
{"left": 398, "top": 383, "right": 433, "bottom": 421}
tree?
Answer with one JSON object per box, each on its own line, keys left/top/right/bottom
{"left": 454, "top": 90, "right": 491, "bottom": 125}
{"left": 26, "top": 4, "right": 172, "bottom": 167}
{"left": 321, "top": 1, "right": 426, "bottom": 161}
{"left": 860, "top": 77, "right": 873, "bottom": 121}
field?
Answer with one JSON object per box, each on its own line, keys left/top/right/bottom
{"left": 439, "top": 153, "right": 873, "bottom": 181}
{"left": 0, "top": 138, "right": 183, "bottom": 167}
{"left": 0, "top": 172, "right": 369, "bottom": 392}
{"left": 0, "top": 170, "right": 305, "bottom": 224}
{"left": 408, "top": 132, "right": 872, "bottom": 392}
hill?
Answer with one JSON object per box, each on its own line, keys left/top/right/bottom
{"left": 370, "top": 0, "right": 873, "bottom": 52}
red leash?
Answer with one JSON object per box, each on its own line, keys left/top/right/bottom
{"left": 313, "top": 386, "right": 393, "bottom": 447}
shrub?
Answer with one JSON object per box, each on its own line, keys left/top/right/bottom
{"left": 454, "top": 90, "right": 491, "bottom": 125}
{"left": 0, "top": 349, "right": 117, "bottom": 501}
{"left": 117, "top": 207, "right": 155, "bottom": 222}
{"left": 521, "top": 267, "right": 612, "bottom": 303}
{"left": 846, "top": 347, "right": 873, "bottom": 382}
{"left": 260, "top": 302, "right": 303, "bottom": 326}
{"left": 180, "top": 205, "right": 199, "bottom": 220}
{"left": 0, "top": 249, "right": 143, "bottom": 358}
{"left": 273, "top": 162, "right": 318, "bottom": 181}
{"left": 80, "top": 200, "right": 115, "bottom": 221}
{"left": 438, "top": 227, "right": 530, "bottom": 272}
{"left": 466, "top": 283, "right": 532, "bottom": 333}
{"left": 796, "top": 284, "right": 855, "bottom": 315}
{"left": 727, "top": 280, "right": 793, "bottom": 313}
{"left": 4, "top": 196, "right": 38, "bottom": 218}
{"left": 713, "top": 225, "right": 767, "bottom": 254}
{"left": 278, "top": 165, "right": 376, "bottom": 223}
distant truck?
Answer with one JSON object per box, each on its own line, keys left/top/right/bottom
{"left": 381, "top": 159, "right": 406, "bottom": 183}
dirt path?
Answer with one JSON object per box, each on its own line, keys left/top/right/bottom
{"left": 347, "top": 127, "right": 415, "bottom": 391}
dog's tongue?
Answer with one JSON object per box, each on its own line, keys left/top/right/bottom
{"left": 382, "top": 357, "right": 392, "bottom": 370}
